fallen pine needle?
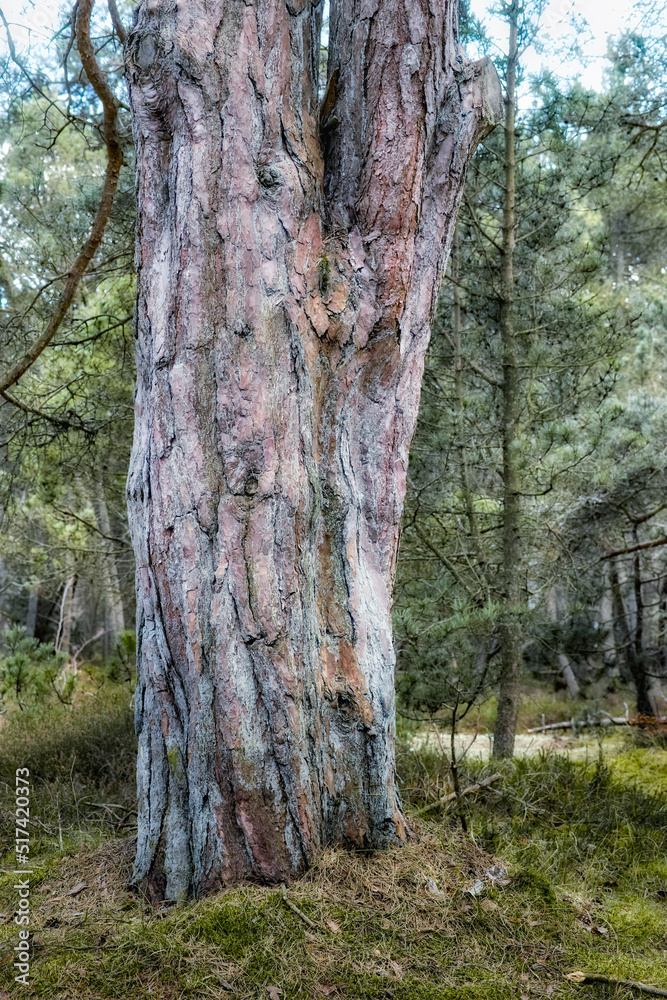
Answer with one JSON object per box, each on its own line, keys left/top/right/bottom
{"left": 566, "top": 972, "right": 667, "bottom": 997}
{"left": 413, "top": 773, "right": 503, "bottom": 817}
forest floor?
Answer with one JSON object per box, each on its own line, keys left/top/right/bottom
{"left": 0, "top": 687, "right": 665, "bottom": 1000}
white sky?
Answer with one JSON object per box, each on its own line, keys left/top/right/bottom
{"left": 470, "top": 0, "right": 652, "bottom": 91}
{"left": 0, "top": 0, "right": 657, "bottom": 93}
{"left": 0, "top": 0, "right": 66, "bottom": 53}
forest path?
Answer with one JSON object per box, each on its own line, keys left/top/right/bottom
{"left": 409, "top": 728, "right": 628, "bottom": 761}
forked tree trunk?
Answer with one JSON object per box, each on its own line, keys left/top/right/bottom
{"left": 126, "top": 0, "right": 501, "bottom": 898}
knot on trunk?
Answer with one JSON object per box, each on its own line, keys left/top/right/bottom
{"left": 127, "top": 9, "right": 181, "bottom": 140}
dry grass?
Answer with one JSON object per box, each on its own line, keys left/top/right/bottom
{"left": 0, "top": 825, "right": 564, "bottom": 999}
{"left": 1, "top": 810, "right": 664, "bottom": 999}
{"left": 17, "top": 837, "right": 135, "bottom": 930}
{"left": 0, "top": 693, "right": 665, "bottom": 999}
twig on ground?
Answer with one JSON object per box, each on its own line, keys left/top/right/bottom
{"left": 279, "top": 886, "right": 319, "bottom": 930}
{"left": 527, "top": 713, "right": 667, "bottom": 734}
{"left": 413, "top": 773, "right": 503, "bottom": 817}
{"left": 566, "top": 972, "right": 667, "bottom": 997}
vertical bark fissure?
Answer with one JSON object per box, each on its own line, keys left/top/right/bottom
{"left": 127, "top": 0, "right": 501, "bottom": 897}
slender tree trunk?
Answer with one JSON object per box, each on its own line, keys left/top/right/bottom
{"left": 55, "top": 573, "right": 76, "bottom": 655}
{"left": 546, "top": 586, "right": 580, "bottom": 697}
{"left": 493, "top": 0, "right": 521, "bottom": 759}
{"left": 658, "top": 568, "right": 667, "bottom": 679}
{"left": 600, "top": 589, "right": 618, "bottom": 678}
{"left": 645, "top": 552, "right": 667, "bottom": 716}
{"left": 25, "top": 587, "right": 39, "bottom": 638}
{"left": 125, "top": 0, "right": 501, "bottom": 898}
{"left": 627, "top": 533, "right": 665, "bottom": 715}
{"left": 609, "top": 555, "right": 656, "bottom": 716}
{"left": 558, "top": 654, "right": 580, "bottom": 698}
{"left": 452, "top": 228, "right": 486, "bottom": 591}
{"left": 95, "top": 478, "right": 126, "bottom": 658}
{"left": 632, "top": 527, "right": 644, "bottom": 666}
{"left": 609, "top": 556, "right": 632, "bottom": 670}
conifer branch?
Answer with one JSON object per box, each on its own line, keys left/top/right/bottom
{"left": 0, "top": 0, "right": 123, "bottom": 394}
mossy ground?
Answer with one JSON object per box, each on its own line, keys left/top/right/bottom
{"left": 0, "top": 693, "right": 665, "bottom": 999}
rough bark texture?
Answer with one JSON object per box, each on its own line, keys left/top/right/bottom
{"left": 126, "top": 0, "right": 501, "bottom": 898}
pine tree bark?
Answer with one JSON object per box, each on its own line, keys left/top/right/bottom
{"left": 126, "top": 0, "right": 501, "bottom": 898}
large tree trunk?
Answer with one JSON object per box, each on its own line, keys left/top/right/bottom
{"left": 126, "top": 0, "right": 501, "bottom": 899}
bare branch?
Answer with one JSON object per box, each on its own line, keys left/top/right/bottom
{"left": 412, "top": 773, "right": 502, "bottom": 817}
{"left": 106, "top": 0, "right": 126, "bottom": 44}
{"left": 464, "top": 193, "right": 503, "bottom": 254}
{"left": 52, "top": 505, "right": 131, "bottom": 547}
{"left": 0, "top": 388, "right": 87, "bottom": 431}
{"left": 439, "top": 322, "right": 501, "bottom": 388}
{"left": 601, "top": 536, "right": 667, "bottom": 561}
{"left": 565, "top": 972, "right": 667, "bottom": 998}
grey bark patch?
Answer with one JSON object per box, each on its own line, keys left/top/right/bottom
{"left": 136, "top": 33, "right": 157, "bottom": 73}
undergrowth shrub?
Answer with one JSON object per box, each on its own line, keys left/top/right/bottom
{"left": 0, "top": 625, "right": 67, "bottom": 710}
{"left": 397, "top": 743, "right": 667, "bottom": 891}
{"left": 0, "top": 687, "right": 136, "bottom": 853}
